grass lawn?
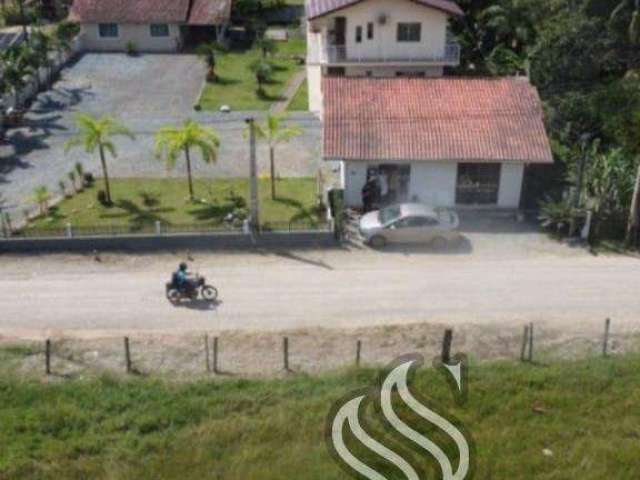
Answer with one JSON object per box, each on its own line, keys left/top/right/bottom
{"left": 287, "top": 79, "right": 309, "bottom": 111}
{"left": 198, "top": 34, "right": 306, "bottom": 111}
{"left": 27, "top": 178, "right": 323, "bottom": 232}
{"left": 1, "top": 353, "right": 639, "bottom": 479}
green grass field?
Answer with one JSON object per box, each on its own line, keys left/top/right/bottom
{"left": 198, "top": 35, "right": 306, "bottom": 111}
{"left": 288, "top": 79, "right": 309, "bottom": 111}
{"left": 27, "top": 178, "right": 323, "bottom": 231}
{"left": 1, "top": 352, "right": 639, "bottom": 479}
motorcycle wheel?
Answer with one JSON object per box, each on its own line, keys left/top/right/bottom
{"left": 167, "top": 289, "right": 181, "bottom": 305}
{"left": 201, "top": 285, "right": 218, "bottom": 302}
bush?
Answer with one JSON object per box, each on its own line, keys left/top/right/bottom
{"left": 97, "top": 190, "right": 109, "bottom": 206}
{"left": 126, "top": 41, "right": 138, "bottom": 56}
{"left": 2, "top": 5, "right": 38, "bottom": 26}
{"left": 83, "top": 172, "right": 95, "bottom": 188}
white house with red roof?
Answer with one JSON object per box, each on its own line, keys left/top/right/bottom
{"left": 70, "top": 0, "right": 231, "bottom": 52}
{"left": 307, "top": 0, "right": 553, "bottom": 209}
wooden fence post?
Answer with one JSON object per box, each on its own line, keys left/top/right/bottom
{"left": 124, "top": 337, "right": 132, "bottom": 374}
{"left": 204, "top": 334, "right": 210, "bottom": 372}
{"left": 45, "top": 339, "right": 51, "bottom": 375}
{"left": 356, "top": 340, "right": 362, "bottom": 367}
{"left": 441, "top": 329, "right": 453, "bottom": 364}
{"left": 520, "top": 325, "right": 529, "bottom": 362}
{"left": 527, "top": 323, "right": 534, "bottom": 363}
{"left": 213, "top": 336, "right": 219, "bottom": 374}
{"left": 603, "top": 318, "right": 611, "bottom": 357}
{"left": 283, "top": 337, "right": 289, "bottom": 371}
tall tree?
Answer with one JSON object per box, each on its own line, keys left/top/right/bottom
{"left": 252, "top": 114, "right": 302, "bottom": 199}
{"left": 610, "top": 0, "right": 640, "bottom": 44}
{"left": 155, "top": 120, "right": 220, "bottom": 201}
{"left": 0, "top": 43, "right": 36, "bottom": 109}
{"left": 65, "top": 114, "right": 135, "bottom": 205}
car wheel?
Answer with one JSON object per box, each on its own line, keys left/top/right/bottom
{"left": 431, "top": 236, "right": 448, "bottom": 251}
{"left": 369, "top": 235, "right": 387, "bottom": 249}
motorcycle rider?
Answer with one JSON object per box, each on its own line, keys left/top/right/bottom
{"left": 174, "top": 262, "right": 196, "bottom": 294}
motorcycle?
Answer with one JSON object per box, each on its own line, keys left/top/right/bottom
{"left": 166, "top": 274, "right": 218, "bottom": 304}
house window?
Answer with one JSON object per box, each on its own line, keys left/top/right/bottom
{"left": 98, "top": 23, "right": 119, "bottom": 38}
{"left": 367, "top": 22, "right": 374, "bottom": 40}
{"left": 150, "top": 24, "right": 170, "bottom": 37}
{"left": 397, "top": 22, "right": 421, "bottom": 42}
{"left": 456, "top": 164, "right": 502, "bottom": 205}
{"left": 355, "top": 26, "right": 363, "bottom": 43}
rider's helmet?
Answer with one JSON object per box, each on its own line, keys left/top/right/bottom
{"left": 179, "top": 262, "right": 188, "bottom": 271}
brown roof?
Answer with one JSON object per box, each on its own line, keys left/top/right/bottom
{"left": 306, "top": 0, "right": 464, "bottom": 20}
{"left": 323, "top": 77, "right": 553, "bottom": 164}
{"left": 188, "top": 0, "right": 232, "bottom": 25}
{"left": 70, "top": 0, "right": 231, "bottom": 24}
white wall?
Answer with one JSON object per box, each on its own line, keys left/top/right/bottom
{"left": 79, "top": 24, "right": 182, "bottom": 52}
{"left": 409, "top": 162, "right": 457, "bottom": 207}
{"left": 307, "top": 64, "right": 323, "bottom": 113}
{"left": 309, "top": 0, "right": 449, "bottom": 61}
{"left": 343, "top": 65, "right": 443, "bottom": 77}
{"left": 343, "top": 161, "right": 369, "bottom": 207}
{"left": 498, "top": 163, "right": 525, "bottom": 208}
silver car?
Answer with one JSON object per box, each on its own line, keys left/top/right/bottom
{"left": 359, "top": 203, "right": 460, "bottom": 248}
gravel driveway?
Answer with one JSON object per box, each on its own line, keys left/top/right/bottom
{"left": 0, "top": 53, "right": 322, "bottom": 217}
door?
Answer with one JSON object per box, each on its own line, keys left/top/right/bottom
{"left": 334, "top": 17, "right": 346, "bottom": 60}
{"left": 456, "top": 163, "right": 501, "bottom": 205}
{"left": 378, "top": 164, "right": 411, "bottom": 204}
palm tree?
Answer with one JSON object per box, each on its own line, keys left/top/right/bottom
{"left": 30, "top": 30, "right": 53, "bottom": 89}
{"left": 155, "top": 120, "right": 220, "bottom": 201}
{"left": 481, "top": 0, "right": 535, "bottom": 54}
{"left": 65, "top": 114, "right": 135, "bottom": 205}
{"left": 253, "top": 114, "right": 302, "bottom": 199}
{"left": 256, "top": 37, "right": 277, "bottom": 59}
{"left": 611, "top": 0, "right": 640, "bottom": 44}
{"left": 196, "top": 42, "right": 226, "bottom": 82}
{"left": 250, "top": 59, "right": 273, "bottom": 93}
{"left": 0, "top": 44, "right": 36, "bottom": 109}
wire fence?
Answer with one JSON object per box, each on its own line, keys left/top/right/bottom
{"left": 6, "top": 319, "right": 636, "bottom": 379}
{"left": 2, "top": 219, "right": 332, "bottom": 239}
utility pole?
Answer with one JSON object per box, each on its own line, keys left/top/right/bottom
{"left": 245, "top": 117, "right": 260, "bottom": 231}
{"left": 626, "top": 164, "right": 640, "bottom": 248}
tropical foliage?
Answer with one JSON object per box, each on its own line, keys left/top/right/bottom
{"left": 65, "top": 114, "right": 135, "bottom": 205}
{"left": 252, "top": 114, "right": 302, "bottom": 199}
{"left": 155, "top": 120, "right": 221, "bottom": 201}
{"left": 452, "top": 0, "right": 640, "bottom": 242}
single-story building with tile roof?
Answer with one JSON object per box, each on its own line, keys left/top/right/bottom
{"left": 69, "top": 0, "right": 232, "bottom": 52}
{"left": 323, "top": 76, "right": 554, "bottom": 209}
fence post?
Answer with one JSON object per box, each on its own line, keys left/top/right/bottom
{"left": 527, "top": 323, "right": 534, "bottom": 363}
{"left": 124, "top": 337, "right": 132, "bottom": 373}
{"left": 65, "top": 222, "right": 72, "bottom": 238}
{"left": 1, "top": 213, "right": 8, "bottom": 238}
{"left": 45, "top": 339, "right": 51, "bottom": 375}
{"left": 213, "top": 336, "right": 219, "bottom": 374}
{"left": 603, "top": 318, "right": 611, "bottom": 357}
{"left": 520, "top": 325, "right": 529, "bottom": 362}
{"left": 283, "top": 337, "right": 289, "bottom": 371}
{"left": 441, "top": 329, "right": 453, "bottom": 364}
{"left": 356, "top": 340, "right": 362, "bottom": 367}
{"left": 155, "top": 220, "right": 162, "bottom": 236}
{"left": 204, "top": 334, "right": 210, "bottom": 372}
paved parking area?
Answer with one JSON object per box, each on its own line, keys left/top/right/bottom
{"left": 0, "top": 54, "right": 322, "bottom": 216}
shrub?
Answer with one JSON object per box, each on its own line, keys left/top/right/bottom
{"left": 83, "top": 172, "right": 95, "bottom": 188}
{"left": 126, "top": 41, "right": 138, "bottom": 56}
{"left": 97, "top": 190, "right": 109, "bottom": 206}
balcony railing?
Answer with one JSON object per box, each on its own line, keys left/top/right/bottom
{"left": 307, "top": 43, "right": 461, "bottom": 66}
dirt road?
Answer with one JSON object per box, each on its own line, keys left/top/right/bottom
{"left": 1, "top": 237, "right": 639, "bottom": 340}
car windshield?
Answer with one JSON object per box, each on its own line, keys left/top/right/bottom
{"left": 379, "top": 206, "right": 401, "bottom": 224}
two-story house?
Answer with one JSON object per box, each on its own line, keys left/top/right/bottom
{"left": 306, "top": 0, "right": 553, "bottom": 211}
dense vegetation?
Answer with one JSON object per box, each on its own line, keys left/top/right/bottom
{"left": 1, "top": 351, "right": 639, "bottom": 479}
{"left": 451, "top": 0, "right": 640, "bottom": 241}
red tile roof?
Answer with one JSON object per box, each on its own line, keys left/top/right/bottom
{"left": 323, "top": 77, "right": 553, "bottom": 164}
{"left": 306, "top": 0, "right": 464, "bottom": 20}
{"left": 70, "top": 0, "right": 231, "bottom": 24}
{"left": 188, "top": 0, "right": 232, "bottom": 25}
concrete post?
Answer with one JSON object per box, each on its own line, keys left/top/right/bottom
{"left": 65, "top": 223, "right": 72, "bottom": 238}
{"left": 155, "top": 220, "right": 162, "bottom": 236}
